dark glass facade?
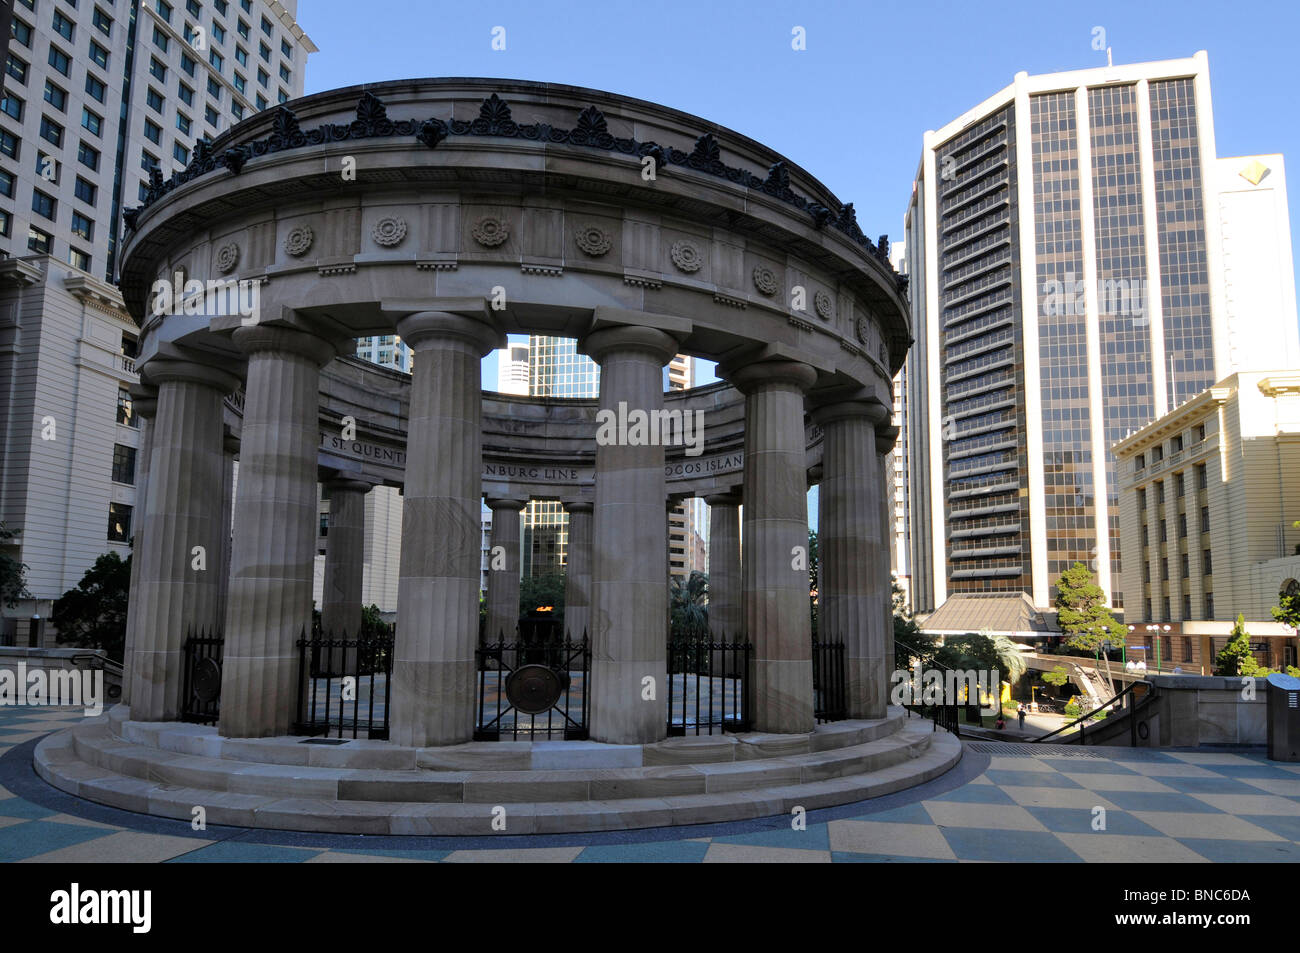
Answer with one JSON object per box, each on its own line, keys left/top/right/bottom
{"left": 935, "top": 106, "right": 1031, "bottom": 593}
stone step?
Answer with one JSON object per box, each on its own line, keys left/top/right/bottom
{"left": 36, "top": 727, "right": 962, "bottom": 835}
{"left": 67, "top": 717, "right": 935, "bottom": 803}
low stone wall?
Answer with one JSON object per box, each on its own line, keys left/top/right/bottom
{"left": 1145, "top": 675, "right": 1266, "bottom": 747}
{"left": 0, "top": 647, "right": 122, "bottom": 701}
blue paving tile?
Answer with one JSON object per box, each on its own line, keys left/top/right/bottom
{"left": 713, "top": 823, "right": 830, "bottom": 850}
{"left": 1203, "top": 764, "right": 1294, "bottom": 779}
{"left": 0, "top": 798, "right": 59, "bottom": 820}
{"left": 0, "top": 820, "right": 113, "bottom": 862}
{"left": 1174, "top": 838, "right": 1300, "bottom": 862}
{"left": 842, "top": 802, "right": 936, "bottom": 825}
{"left": 167, "top": 841, "right": 320, "bottom": 863}
{"left": 1024, "top": 806, "right": 1164, "bottom": 836}
{"left": 1225, "top": 813, "right": 1300, "bottom": 841}
{"left": 1097, "top": 791, "right": 1226, "bottom": 813}
{"left": 1035, "top": 758, "right": 1140, "bottom": 775}
{"left": 985, "top": 769, "right": 1084, "bottom": 788}
{"left": 926, "top": 783, "right": 1018, "bottom": 805}
{"left": 1154, "top": 775, "right": 1268, "bottom": 796}
{"left": 328, "top": 847, "right": 452, "bottom": 861}
{"left": 575, "top": 841, "right": 710, "bottom": 863}
{"left": 940, "top": 826, "right": 1084, "bottom": 863}
{"left": 831, "top": 851, "right": 955, "bottom": 863}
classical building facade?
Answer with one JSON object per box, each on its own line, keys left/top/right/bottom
{"left": 1112, "top": 371, "right": 1300, "bottom": 673}
{"left": 902, "top": 51, "right": 1300, "bottom": 617}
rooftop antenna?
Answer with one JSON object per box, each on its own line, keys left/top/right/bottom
{"left": 1106, "top": 47, "right": 1113, "bottom": 67}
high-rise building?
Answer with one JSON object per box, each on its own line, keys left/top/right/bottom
{"left": 354, "top": 334, "right": 411, "bottom": 372}
{"left": 1, "top": 0, "right": 316, "bottom": 280}
{"left": 903, "top": 51, "right": 1300, "bottom": 618}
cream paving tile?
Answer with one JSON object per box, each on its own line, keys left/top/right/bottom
{"left": 0, "top": 730, "right": 60, "bottom": 743}
{"left": 702, "top": 844, "right": 831, "bottom": 863}
{"left": 1242, "top": 777, "right": 1300, "bottom": 797}
{"left": 986, "top": 757, "right": 1056, "bottom": 772}
{"left": 1118, "top": 762, "right": 1220, "bottom": 778}
{"left": 1059, "top": 773, "right": 1178, "bottom": 793}
{"left": 307, "top": 852, "right": 430, "bottom": 863}
{"left": 18, "top": 831, "right": 211, "bottom": 863}
{"left": 685, "top": 837, "right": 712, "bottom": 843}
{"left": 1189, "top": 794, "right": 1300, "bottom": 816}
{"left": 1130, "top": 811, "right": 1285, "bottom": 841}
{"left": 442, "top": 847, "right": 585, "bottom": 863}
{"left": 0, "top": 815, "right": 30, "bottom": 829}
{"left": 827, "top": 819, "right": 957, "bottom": 860}
{"left": 923, "top": 801, "right": 1048, "bottom": 832}
{"left": 1166, "top": 752, "right": 1261, "bottom": 765}
{"left": 966, "top": 775, "right": 995, "bottom": 784}
{"left": 38, "top": 813, "right": 122, "bottom": 829}
{"left": 0, "top": 786, "right": 16, "bottom": 801}
{"left": 1054, "top": 833, "right": 1211, "bottom": 863}
{"left": 999, "top": 786, "right": 1119, "bottom": 809}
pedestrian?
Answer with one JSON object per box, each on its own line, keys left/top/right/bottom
{"left": 1017, "top": 703, "right": 1026, "bottom": 730}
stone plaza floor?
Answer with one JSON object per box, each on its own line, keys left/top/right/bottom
{"left": 4, "top": 705, "right": 1300, "bottom": 862}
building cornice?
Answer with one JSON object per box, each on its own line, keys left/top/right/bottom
{"left": 1258, "top": 374, "right": 1300, "bottom": 398}
{"left": 64, "top": 274, "right": 132, "bottom": 322}
{"left": 0, "top": 258, "right": 44, "bottom": 288}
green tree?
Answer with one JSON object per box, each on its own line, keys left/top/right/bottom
{"left": 518, "top": 572, "right": 565, "bottom": 625}
{"left": 670, "top": 570, "right": 709, "bottom": 632}
{"left": 0, "top": 522, "right": 30, "bottom": 609}
{"left": 51, "top": 552, "right": 132, "bottom": 662}
{"left": 1055, "top": 562, "right": 1126, "bottom": 654}
{"left": 1042, "top": 665, "right": 1070, "bottom": 688}
{"left": 1214, "top": 614, "right": 1255, "bottom": 676}
{"left": 808, "top": 529, "right": 819, "bottom": 639}
{"left": 893, "top": 580, "right": 935, "bottom": 673}
{"left": 1272, "top": 580, "right": 1300, "bottom": 632}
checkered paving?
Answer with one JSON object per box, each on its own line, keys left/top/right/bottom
{"left": 4, "top": 705, "right": 1300, "bottom": 862}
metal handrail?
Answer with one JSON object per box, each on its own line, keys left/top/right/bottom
{"left": 1030, "top": 681, "right": 1143, "bottom": 744}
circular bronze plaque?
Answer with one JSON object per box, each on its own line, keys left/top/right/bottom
{"left": 192, "top": 658, "right": 222, "bottom": 703}
{"left": 505, "top": 664, "right": 564, "bottom": 714}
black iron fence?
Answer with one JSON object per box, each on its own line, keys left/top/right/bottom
{"left": 180, "top": 628, "right": 224, "bottom": 725}
{"left": 295, "top": 629, "right": 394, "bottom": 740}
{"left": 666, "top": 631, "right": 751, "bottom": 736}
{"left": 475, "top": 631, "right": 590, "bottom": 741}
{"left": 812, "top": 637, "right": 847, "bottom": 723}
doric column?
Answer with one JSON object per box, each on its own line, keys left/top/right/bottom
{"left": 391, "top": 311, "right": 500, "bottom": 747}
{"left": 484, "top": 497, "right": 526, "bottom": 641}
{"left": 704, "top": 493, "right": 742, "bottom": 639}
{"left": 219, "top": 326, "right": 337, "bottom": 738}
{"left": 562, "top": 500, "right": 593, "bottom": 639}
{"left": 213, "top": 431, "right": 238, "bottom": 633}
{"left": 729, "top": 359, "right": 818, "bottom": 733}
{"left": 129, "top": 361, "right": 238, "bottom": 722}
{"left": 120, "top": 385, "right": 157, "bottom": 708}
{"left": 581, "top": 325, "right": 679, "bottom": 745}
{"left": 812, "top": 400, "right": 890, "bottom": 719}
{"left": 322, "top": 478, "right": 371, "bottom": 637}
{"left": 876, "top": 424, "right": 900, "bottom": 687}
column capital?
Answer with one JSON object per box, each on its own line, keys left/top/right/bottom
{"left": 485, "top": 496, "right": 528, "bottom": 512}
{"left": 875, "top": 424, "right": 900, "bottom": 455}
{"left": 724, "top": 358, "right": 817, "bottom": 395}
{"left": 561, "top": 499, "right": 594, "bottom": 514}
{"left": 579, "top": 325, "right": 679, "bottom": 365}
{"left": 396, "top": 311, "right": 503, "bottom": 356}
{"left": 129, "top": 382, "right": 159, "bottom": 420}
{"left": 810, "top": 398, "right": 890, "bottom": 428}
{"left": 141, "top": 358, "right": 241, "bottom": 395}
{"left": 807, "top": 464, "right": 824, "bottom": 486}
{"left": 703, "top": 492, "right": 741, "bottom": 508}
{"left": 232, "top": 325, "right": 339, "bottom": 366}
{"left": 325, "top": 477, "right": 373, "bottom": 495}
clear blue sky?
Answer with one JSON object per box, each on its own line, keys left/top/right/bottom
{"left": 301, "top": 0, "right": 1300, "bottom": 386}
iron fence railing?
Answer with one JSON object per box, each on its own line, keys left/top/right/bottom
{"left": 666, "top": 631, "right": 751, "bottom": 736}
{"left": 295, "top": 628, "right": 394, "bottom": 740}
{"left": 180, "top": 628, "right": 224, "bottom": 725}
{"left": 811, "top": 638, "right": 847, "bottom": 723}
{"left": 475, "top": 632, "right": 590, "bottom": 741}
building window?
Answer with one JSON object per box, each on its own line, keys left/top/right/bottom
{"left": 181, "top": 53, "right": 196, "bottom": 76}
{"left": 178, "top": 83, "right": 194, "bottom": 106}
{"left": 213, "top": 23, "right": 225, "bottom": 44}
{"left": 28, "top": 225, "right": 53, "bottom": 253}
{"left": 277, "top": 88, "right": 287, "bottom": 104}
{"left": 1201, "top": 505, "right": 1210, "bottom": 533}
{"left": 84, "top": 73, "right": 106, "bottom": 102}
{"left": 147, "top": 86, "right": 165, "bottom": 112}
{"left": 149, "top": 56, "right": 166, "bottom": 81}
{"left": 259, "top": 14, "right": 272, "bottom": 35}
{"left": 206, "top": 76, "right": 221, "bottom": 99}
{"left": 240, "top": 0, "right": 250, "bottom": 12}
{"left": 152, "top": 25, "right": 168, "bottom": 51}
{"left": 35, "top": 150, "right": 60, "bottom": 184}
{"left": 235, "top": 45, "right": 248, "bottom": 66}
{"left": 1160, "top": 519, "right": 1167, "bottom": 543}
{"left": 185, "top": 0, "right": 200, "bottom": 15}
{"left": 1196, "top": 424, "right": 1206, "bottom": 443}
{"left": 1182, "top": 593, "right": 1191, "bottom": 620}
{"left": 156, "top": 0, "right": 172, "bottom": 23}
{"left": 1152, "top": 445, "right": 1164, "bottom": 463}
{"left": 1172, "top": 434, "right": 1183, "bottom": 453}
{"left": 78, "top": 140, "right": 100, "bottom": 169}
{"left": 1176, "top": 473, "right": 1184, "bottom": 497}
{"left": 68, "top": 246, "right": 90, "bottom": 272}
{"left": 143, "top": 119, "right": 161, "bottom": 144}
{"left": 1144, "top": 598, "right": 1152, "bottom": 620}
{"left": 107, "top": 503, "right": 133, "bottom": 542}
{"left": 233, "top": 72, "right": 246, "bottom": 94}
{"left": 1143, "top": 562, "right": 1150, "bottom": 583}
{"left": 204, "top": 104, "right": 219, "bottom": 127}
{"left": 209, "top": 49, "right": 223, "bottom": 72}
{"left": 88, "top": 39, "right": 109, "bottom": 69}
{"left": 1183, "top": 636, "right": 1193, "bottom": 661}
{"left": 1196, "top": 463, "right": 1207, "bottom": 490}
{"left": 0, "top": 130, "right": 19, "bottom": 160}
{"left": 11, "top": 18, "right": 34, "bottom": 47}
{"left": 74, "top": 175, "right": 96, "bottom": 204}
{"left": 1203, "top": 549, "right": 1212, "bottom": 575}
{"left": 1179, "top": 513, "right": 1187, "bottom": 538}
{"left": 1161, "top": 557, "right": 1168, "bottom": 581}
{"left": 39, "top": 115, "right": 64, "bottom": 146}
{"left": 93, "top": 6, "right": 113, "bottom": 35}
{"left": 278, "top": 63, "right": 290, "bottom": 83}
{"left": 1141, "top": 524, "right": 1149, "bottom": 547}
{"left": 1205, "top": 593, "right": 1214, "bottom": 618}
{"left": 1163, "top": 596, "right": 1171, "bottom": 621}
{"left": 0, "top": 93, "right": 22, "bottom": 121}
{"left": 255, "top": 93, "right": 267, "bottom": 111}
{"left": 257, "top": 66, "right": 268, "bottom": 88}
{"left": 141, "top": 149, "right": 158, "bottom": 171}
{"left": 111, "top": 444, "right": 137, "bottom": 484}
{"left": 1156, "top": 481, "right": 1165, "bottom": 504}
{"left": 215, "top": 0, "right": 228, "bottom": 14}
{"left": 0, "top": 169, "right": 13, "bottom": 198}
{"left": 6, "top": 53, "right": 29, "bottom": 85}
{"left": 32, "top": 188, "right": 56, "bottom": 220}
{"left": 1137, "top": 488, "right": 1146, "bottom": 511}
{"left": 231, "top": 101, "right": 244, "bottom": 120}
{"left": 173, "top": 142, "right": 189, "bottom": 165}
{"left": 52, "top": 9, "right": 75, "bottom": 40}
{"left": 258, "top": 40, "right": 269, "bottom": 61}
{"left": 237, "top": 19, "right": 249, "bottom": 40}
{"left": 1181, "top": 553, "right": 1189, "bottom": 579}
{"left": 70, "top": 211, "right": 93, "bottom": 240}
{"left": 281, "top": 38, "right": 292, "bottom": 58}
{"left": 82, "top": 107, "right": 102, "bottom": 136}
{"left": 44, "top": 80, "right": 67, "bottom": 110}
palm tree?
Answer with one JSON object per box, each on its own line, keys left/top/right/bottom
{"left": 670, "top": 570, "right": 709, "bottom": 633}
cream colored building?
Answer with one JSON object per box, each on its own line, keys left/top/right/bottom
{"left": 1113, "top": 371, "right": 1300, "bottom": 673}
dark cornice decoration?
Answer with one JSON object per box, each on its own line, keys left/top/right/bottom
{"left": 123, "top": 92, "right": 905, "bottom": 291}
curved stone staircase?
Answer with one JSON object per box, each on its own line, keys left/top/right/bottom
{"left": 34, "top": 705, "right": 962, "bottom": 835}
